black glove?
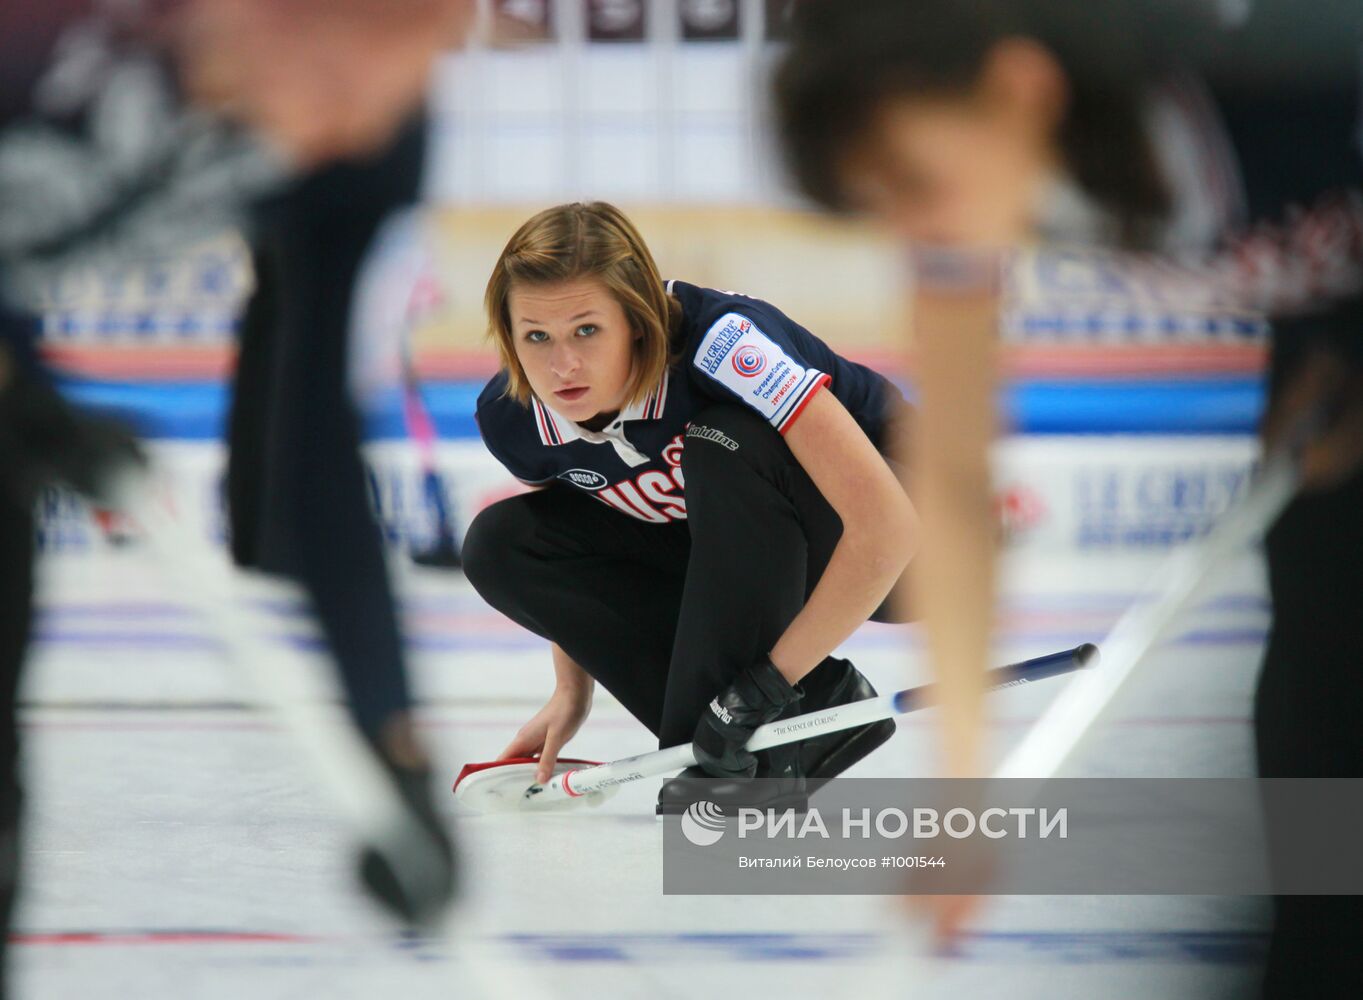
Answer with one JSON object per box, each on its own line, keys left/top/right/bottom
{"left": 358, "top": 759, "right": 459, "bottom": 928}
{"left": 692, "top": 657, "right": 803, "bottom": 779}
{"left": 0, "top": 366, "right": 145, "bottom": 506}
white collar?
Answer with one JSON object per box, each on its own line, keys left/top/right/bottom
{"left": 530, "top": 371, "right": 670, "bottom": 466}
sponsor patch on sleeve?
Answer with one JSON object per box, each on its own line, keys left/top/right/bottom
{"left": 692, "top": 312, "right": 828, "bottom": 431}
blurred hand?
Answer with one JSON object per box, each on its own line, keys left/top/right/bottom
{"left": 0, "top": 365, "right": 146, "bottom": 506}
{"left": 500, "top": 682, "right": 594, "bottom": 786}
{"left": 900, "top": 784, "right": 998, "bottom": 950}
{"left": 905, "top": 893, "right": 985, "bottom": 950}
{"left": 172, "top": 0, "right": 476, "bottom": 168}
{"left": 1262, "top": 350, "right": 1363, "bottom": 491}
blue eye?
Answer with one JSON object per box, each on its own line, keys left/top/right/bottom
{"left": 576, "top": 324, "right": 597, "bottom": 337}
{"left": 525, "top": 330, "right": 549, "bottom": 343}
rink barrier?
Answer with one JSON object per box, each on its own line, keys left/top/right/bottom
{"left": 54, "top": 375, "right": 1264, "bottom": 441}
{"left": 33, "top": 435, "right": 1259, "bottom": 559}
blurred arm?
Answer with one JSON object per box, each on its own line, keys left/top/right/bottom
{"left": 908, "top": 279, "right": 1001, "bottom": 779}
{"left": 172, "top": 0, "right": 475, "bottom": 168}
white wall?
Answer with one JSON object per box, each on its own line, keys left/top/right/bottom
{"left": 427, "top": 0, "right": 792, "bottom": 206}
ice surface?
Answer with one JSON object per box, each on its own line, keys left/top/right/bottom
{"left": 13, "top": 548, "right": 1272, "bottom": 999}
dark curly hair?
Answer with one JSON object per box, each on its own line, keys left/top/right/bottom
{"left": 772, "top": 0, "right": 1215, "bottom": 248}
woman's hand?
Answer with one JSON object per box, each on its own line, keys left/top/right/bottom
{"left": 172, "top": 0, "right": 476, "bottom": 168}
{"left": 501, "top": 679, "right": 594, "bottom": 785}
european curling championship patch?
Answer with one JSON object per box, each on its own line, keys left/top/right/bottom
{"left": 692, "top": 312, "right": 828, "bottom": 432}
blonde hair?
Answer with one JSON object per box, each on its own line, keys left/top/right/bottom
{"left": 484, "top": 202, "right": 681, "bottom": 407}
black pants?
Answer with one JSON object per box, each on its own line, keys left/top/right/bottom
{"left": 0, "top": 491, "right": 30, "bottom": 998}
{"left": 0, "top": 306, "right": 41, "bottom": 999}
{"left": 463, "top": 404, "right": 904, "bottom": 748}
{"left": 1253, "top": 327, "right": 1363, "bottom": 998}
{"left": 225, "top": 118, "right": 426, "bottom": 743}
{"left": 1254, "top": 464, "right": 1363, "bottom": 998}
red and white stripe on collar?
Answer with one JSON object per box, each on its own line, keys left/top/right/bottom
{"left": 531, "top": 396, "right": 564, "bottom": 446}
{"left": 641, "top": 369, "right": 669, "bottom": 421}
{"left": 531, "top": 370, "right": 671, "bottom": 447}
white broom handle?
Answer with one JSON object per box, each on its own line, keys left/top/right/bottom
{"left": 994, "top": 451, "right": 1297, "bottom": 782}
{"left": 525, "top": 645, "right": 1096, "bottom": 804}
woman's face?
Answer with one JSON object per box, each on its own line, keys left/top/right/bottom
{"left": 838, "top": 42, "right": 1066, "bottom": 246}
{"left": 509, "top": 277, "right": 638, "bottom": 424}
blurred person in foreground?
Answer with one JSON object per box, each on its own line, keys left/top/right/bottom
{"left": 774, "top": 1, "right": 1363, "bottom": 995}
{"left": 0, "top": 0, "right": 474, "bottom": 987}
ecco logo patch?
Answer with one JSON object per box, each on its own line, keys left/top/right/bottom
{"left": 559, "top": 468, "right": 609, "bottom": 490}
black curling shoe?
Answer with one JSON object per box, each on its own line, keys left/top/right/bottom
{"left": 656, "top": 659, "right": 893, "bottom": 816}
{"left": 796, "top": 657, "right": 896, "bottom": 792}
{"left": 656, "top": 743, "right": 808, "bottom": 816}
